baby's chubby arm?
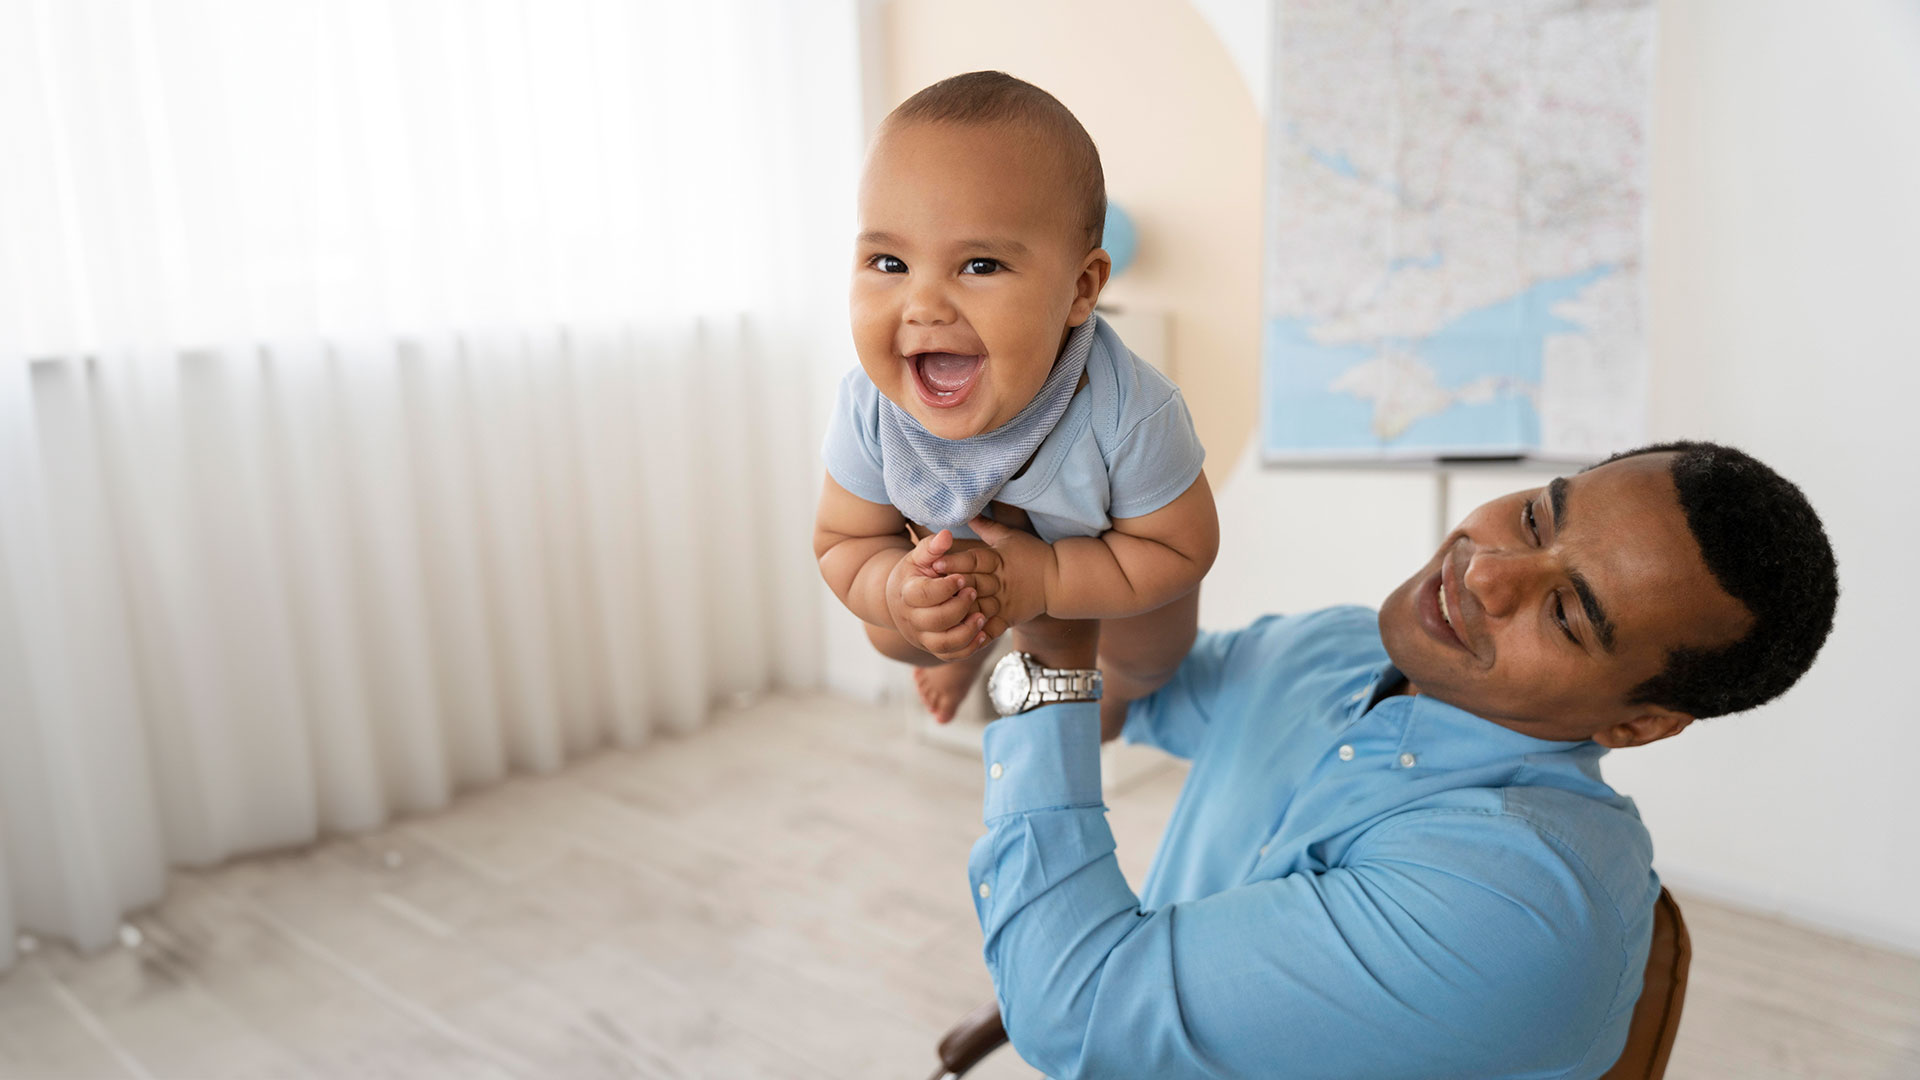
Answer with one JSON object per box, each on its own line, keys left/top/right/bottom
{"left": 963, "top": 473, "right": 1219, "bottom": 623}
{"left": 813, "top": 472, "right": 1004, "bottom": 660}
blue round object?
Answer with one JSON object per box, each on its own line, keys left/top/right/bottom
{"left": 1103, "top": 203, "right": 1138, "bottom": 276}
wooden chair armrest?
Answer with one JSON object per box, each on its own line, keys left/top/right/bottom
{"left": 928, "top": 1000, "right": 1008, "bottom": 1080}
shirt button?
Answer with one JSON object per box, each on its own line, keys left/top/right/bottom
{"left": 1259, "top": 844, "right": 1270, "bottom": 857}
{"left": 989, "top": 762, "right": 1004, "bottom": 780}
{"left": 1399, "top": 752, "right": 1417, "bottom": 768}
{"left": 1349, "top": 691, "right": 1365, "bottom": 703}
{"left": 1338, "top": 744, "right": 1355, "bottom": 761}
{"left": 978, "top": 882, "right": 992, "bottom": 899}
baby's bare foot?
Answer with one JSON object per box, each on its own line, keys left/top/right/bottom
{"left": 914, "top": 650, "right": 990, "bottom": 724}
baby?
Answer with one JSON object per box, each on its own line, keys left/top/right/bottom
{"left": 813, "top": 71, "right": 1218, "bottom": 731}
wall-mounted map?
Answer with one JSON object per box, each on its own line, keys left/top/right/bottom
{"left": 1262, "top": 0, "right": 1655, "bottom": 463}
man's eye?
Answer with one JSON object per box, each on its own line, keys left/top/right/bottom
{"left": 1524, "top": 500, "right": 1540, "bottom": 543}
{"left": 1554, "top": 595, "right": 1579, "bottom": 644}
{"left": 869, "top": 255, "right": 907, "bottom": 274}
{"left": 960, "top": 258, "right": 1002, "bottom": 275}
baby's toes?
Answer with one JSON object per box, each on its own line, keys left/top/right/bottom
{"left": 912, "top": 669, "right": 942, "bottom": 714}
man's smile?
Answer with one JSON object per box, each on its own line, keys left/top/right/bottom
{"left": 1419, "top": 539, "right": 1474, "bottom": 656}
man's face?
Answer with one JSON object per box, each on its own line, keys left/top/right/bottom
{"left": 850, "top": 121, "right": 1106, "bottom": 440}
{"left": 1379, "top": 453, "right": 1752, "bottom": 744}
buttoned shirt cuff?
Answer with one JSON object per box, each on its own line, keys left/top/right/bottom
{"left": 980, "top": 702, "right": 1103, "bottom": 823}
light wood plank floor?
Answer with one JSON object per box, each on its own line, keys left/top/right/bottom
{"left": 2, "top": 692, "right": 1916, "bottom": 1079}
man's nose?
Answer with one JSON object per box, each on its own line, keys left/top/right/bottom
{"left": 1462, "top": 548, "right": 1551, "bottom": 619}
{"left": 901, "top": 276, "right": 955, "bottom": 327}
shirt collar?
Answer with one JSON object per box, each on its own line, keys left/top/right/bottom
{"left": 1364, "top": 662, "right": 1602, "bottom": 774}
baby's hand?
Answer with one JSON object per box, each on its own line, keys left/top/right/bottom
{"left": 961, "top": 514, "right": 1051, "bottom": 630}
{"left": 886, "top": 529, "right": 1004, "bottom": 661}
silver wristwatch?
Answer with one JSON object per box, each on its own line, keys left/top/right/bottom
{"left": 987, "top": 650, "right": 1103, "bottom": 717}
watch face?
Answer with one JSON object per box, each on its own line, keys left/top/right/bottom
{"left": 988, "top": 653, "right": 1031, "bottom": 714}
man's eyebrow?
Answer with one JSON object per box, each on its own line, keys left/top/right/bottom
{"left": 1569, "top": 569, "right": 1617, "bottom": 652}
{"left": 1549, "top": 477, "right": 1617, "bottom": 652}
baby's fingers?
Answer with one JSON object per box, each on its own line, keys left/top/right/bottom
{"left": 931, "top": 547, "right": 1002, "bottom": 576}
{"left": 905, "top": 586, "right": 980, "bottom": 633}
{"left": 910, "top": 529, "right": 955, "bottom": 572}
{"left": 902, "top": 572, "right": 964, "bottom": 608}
{"left": 939, "top": 634, "right": 991, "bottom": 663}
{"left": 923, "top": 614, "right": 989, "bottom": 659}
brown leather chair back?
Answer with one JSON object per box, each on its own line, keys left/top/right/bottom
{"left": 929, "top": 886, "right": 1691, "bottom": 1080}
{"left": 1599, "top": 886, "right": 1692, "bottom": 1079}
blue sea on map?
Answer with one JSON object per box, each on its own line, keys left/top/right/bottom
{"left": 1264, "top": 265, "right": 1613, "bottom": 456}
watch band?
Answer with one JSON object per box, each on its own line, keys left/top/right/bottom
{"left": 1026, "top": 668, "right": 1102, "bottom": 708}
{"left": 990, "top": 650, "right": 1104, "bottom": 716}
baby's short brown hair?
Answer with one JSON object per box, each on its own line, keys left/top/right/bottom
{"left": 885, "top": 71, "right": 1107, "bottom": 251}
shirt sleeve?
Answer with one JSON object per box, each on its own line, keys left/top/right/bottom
{"left": 1120, "top": 627, "right": 1241, "bottom": 759}
{"left": 970, "top": 715, "right": 1639, "bottom": 1080}
{"left": 820, "top": 367, "right": 891, "bottom": 505}
{"left": 1105, "top": 387, "right": 1205, "bottom": 520}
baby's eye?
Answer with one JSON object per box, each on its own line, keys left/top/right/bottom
{"left": 868, "top": 254, "right": 907, "bottom": 274}
{"left": 960, "top": 258, "right": 1003, "bottom": 275}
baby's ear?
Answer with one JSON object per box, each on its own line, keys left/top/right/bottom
{"left": 1068, "top": 249, "right": 1112, "bottom": 325}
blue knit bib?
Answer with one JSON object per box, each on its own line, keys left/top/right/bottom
{"left": 877, "top": 316, "right": 1096, "bottom": 533}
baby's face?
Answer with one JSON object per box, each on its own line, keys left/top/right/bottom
{"left": 851, "top": 121, "right": 1106, "bottom": 441}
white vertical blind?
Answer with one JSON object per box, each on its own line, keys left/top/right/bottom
{"left": 0, "top": 0, "right": 870, "bottom": 966}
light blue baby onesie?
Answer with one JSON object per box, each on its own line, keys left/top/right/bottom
{"left": 822, "top": 315, "right": 1205, "bottom": 544}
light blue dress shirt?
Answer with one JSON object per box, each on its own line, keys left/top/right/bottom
{"left": 969, "top": 607, "right": 1660, "bottom": 1079}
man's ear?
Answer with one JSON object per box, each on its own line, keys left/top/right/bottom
{"left": 1591, "top": 707, "right": 1695, "bottom": 749}
{"left": 1066, "top": 248, "right": 1112, "bottom": 326}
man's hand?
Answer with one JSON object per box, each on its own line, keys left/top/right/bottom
{"left": 886, "top": 529, "right": 1005, "bottom": 661}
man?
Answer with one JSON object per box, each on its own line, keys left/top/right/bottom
{"left": 961, "top": 441, "right": 1838, "bottom": 1079}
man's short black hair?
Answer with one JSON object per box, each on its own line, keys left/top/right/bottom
{"left": 885, "top": 70, "right": 1107, "bottom": 250}
{"left": 1592, "top": 441, "right": 1838, "bottom": 719}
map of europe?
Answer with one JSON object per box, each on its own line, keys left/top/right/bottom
{"left": 1262, "top": 0, "right": 1654, "bottom": 461}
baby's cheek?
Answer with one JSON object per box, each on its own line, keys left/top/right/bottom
{"left": 848, "top": 314, "right": 893, "bottom": 373}
{"left": 848, "top": 287, "right": 889, "bottom": 335}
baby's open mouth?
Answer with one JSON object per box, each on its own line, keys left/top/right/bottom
{"left": 910, "top": 352, "right": 984, "bottom": 408}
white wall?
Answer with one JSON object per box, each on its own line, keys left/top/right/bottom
{"left": 1194, "top": 0, "right": 1920, "bottom": 954}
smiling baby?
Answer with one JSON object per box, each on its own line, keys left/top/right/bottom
{"left": 813, "top": 71, "right": 1218, "bottom": 728}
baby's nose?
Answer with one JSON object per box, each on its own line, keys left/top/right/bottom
{"left": 902, "top": 280, "right": 956, "bottom": 326}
